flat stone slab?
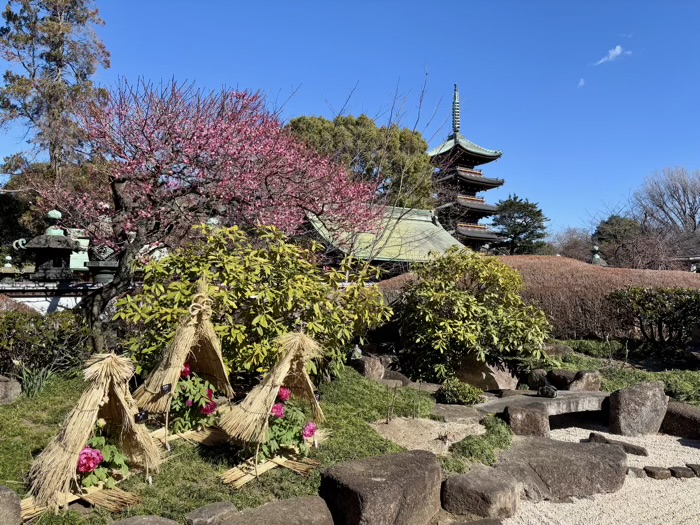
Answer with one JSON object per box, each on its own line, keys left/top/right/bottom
{"left": 494, "top": 437, "right": 627, "bottom": 502}
{"left": 218, "top": 496, "right": 333, "bottom": 525}
{"left": 687, "top": 464, "right": 700, "bottom": 476}
{"left": 587, "top": 432, "right": 648, "bottom": 456}
{"left": 670, "top": 467, "right": 696, "bottom": 479}
{"left": 643, "top": 466, "right": 671, "bottom": 480}
{"left": 186, "top": 502, "right": 237, "bottom": 525}
{"left": 432, "top": 404, "right": 483, "bottom": 424}
{"left": 473, "top": 391, "right": 609, "bottom": 417}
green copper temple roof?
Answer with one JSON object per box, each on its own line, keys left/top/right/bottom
{"left": 309, "top": 207, "right": 464, "bottom": 263}
{"left": 427, "top": 84, "right": 502, "bottom": 165}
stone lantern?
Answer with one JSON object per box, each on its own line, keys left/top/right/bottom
{"left": 23, "top": 210, "right": 81, "bottom": 281}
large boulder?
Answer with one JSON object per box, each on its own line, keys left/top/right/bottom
{"left": 504, "top": 404, "right": 550, "bottom": 437}
{"left": 568, "top": 371, "right": 602, "bottom": 392}
{"left": 456, "top": 355, "right": 518, "bottom": 391}
{"left": 218, "top": 496, "right": 333, "bottom": 525}
{"left": 609, "top": 382, "right": 668, "bottom": 436}
{"left": 546, "top": 369, "right": 576, "bottom": 390}
{"left": 441, "top": 466, "right": 519, "bottom": 519}
{"left": 186, "top": 502, "right": 238, "bottom": 525}
{"left": 320, "top": 450, "right": 441, "bottom": 525}
{"left": 521, "top": 369, "right": 547, "bottom": 390}
{"left": 661, "top": 400, "right": 700, "bottom": 440}
{"left": 494, "top": 437, "right": 627, "bottom": 502}
{"left": 0, "top": 486, "right": 21, "bottom": 525}
{"left": 0, "top": 376, "right": 21, "bottom": 405}
{"left": 350, "top": 356, "right": 385, "bottom": 381}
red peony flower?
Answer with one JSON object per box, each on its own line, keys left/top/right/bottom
{"left": 181, "top": 363, "right": 191, "bottom": 379}
{"left": 302, "top": 422, "right": 318, "bottom": 440}
{"left": 271, "top": 403, "right": 286, "bottom": 419}
{"left": 278, "top": 387, "right": 291, "bottom": 402}
{"left": 77, "top": 447, "right": 104, "bottom": 474}
{"left": 200, "top": 400, "right": 217, "bottom": 416}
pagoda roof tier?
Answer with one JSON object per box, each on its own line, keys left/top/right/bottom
{"left": 428, "top": 132, "right": 502, "bottom": 168}
{"left": 437, "top": 167, "right": 504, "bottom": 190}
{"left": 428, "top": 85, "right": 502, "bottom": 168}
{"left": 456, "top": 223, "right": 501, "bottom": 242}
{"left": 456, "top": 195, "right": 498, "bottom": 215}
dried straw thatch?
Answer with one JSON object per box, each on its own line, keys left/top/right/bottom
{"left": 28, "top": 353, "right": 161, "bottom": 508}
{"left": 219, "top": 332, "right": 324, "bottom": 443}
{"left": 133, "top": 276, "right": 234, "bottom": 413}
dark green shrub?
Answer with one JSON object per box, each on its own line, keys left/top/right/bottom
{"left": 0, "top": 311, "right": 91, "bottom": 376}
{"left": 565, "top": 339, "right": 627, "bottom": 359}
{"left": 607, "top": 287, "right": 700, "bottom": 344}
{"left": 396, "top": 248, "right": 551, "bottom": 381}
{"left": 435, "top": 378, "right": 484, "bottom": 405}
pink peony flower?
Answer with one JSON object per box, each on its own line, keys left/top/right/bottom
{"left": 181, "top": 363, "right": 191, "bottom": 379}
{"left": 271, "top": 403, "right": 286, "bottom": 419}
{"left": 207, "top": 388, "right": 214, "bottom": 401}
{"left": 278, "top": 387, "right": 291, "bottom": 402}
{"left": 200, "top": 400, "right": 217, "bottom": 416}
{"left": 302, "top": 422, "right": 318, "bottom": 440}
{"left": 186, "top": 399, "right": 193, "bottom": 407}
{"left": 77, "top": 447, "right": 104, "bottom": 474}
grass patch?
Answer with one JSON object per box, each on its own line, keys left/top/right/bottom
{"left": 450, "top": 416, "right": 512, "bottom": 469}
{"left": 1, "top": 367, "right": 437, "bottom": 524}
{"left": 0, "top": 376, "right": 85, "bottom": 493}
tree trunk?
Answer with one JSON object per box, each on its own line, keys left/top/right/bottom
{"left": 79, "top": 243, "right": 137, "bottom": 352}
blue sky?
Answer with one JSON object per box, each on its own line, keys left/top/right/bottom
{"left": 1, "top": 1, "right": 698, "bottom": 233}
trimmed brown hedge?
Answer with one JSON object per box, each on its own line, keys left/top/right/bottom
{"left": 500, "top": 256, "right": 700, "bottom": 339}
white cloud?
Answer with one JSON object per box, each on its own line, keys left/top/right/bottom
{"left": 621, "top": 33, "right": 633, "bottom": 38}
{"left": 594, "top": 45, "right": 632, "bottom": 65}
{"left": 577, "top": 78, "right": 585, "bottom": 89}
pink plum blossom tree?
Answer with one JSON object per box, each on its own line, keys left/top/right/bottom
{"left": 26, "top": 79, "right": 380, "bottom": 349}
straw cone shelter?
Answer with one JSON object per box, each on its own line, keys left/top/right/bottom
{"left": 133, "top": 277, "right": 234, "bottom": 413}
{"left": 28, "top": 353, "right": 161, "bottom": 508}
{"left": 220, "top": 332, "right": 325, "bottom": 443}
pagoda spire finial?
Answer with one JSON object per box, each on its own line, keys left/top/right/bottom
{"left": 452, "top": 83, "right": 461, "bottom": 136}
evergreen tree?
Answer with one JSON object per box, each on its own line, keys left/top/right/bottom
{"left": 493, "top": 195, "right": 549, "bottom": 255}
{"left": 288, "top": 115, "right": 435, "bottom": 209}
{"left": 0, "top": 0, "right": 110, "bottom": 176}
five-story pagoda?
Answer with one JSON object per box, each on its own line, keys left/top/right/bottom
{"left": 429, "top": 84, "right": 504, "bottom": 249}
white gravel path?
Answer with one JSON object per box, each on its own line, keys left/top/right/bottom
{"left": 503, "top": 427, "right": 700, "bottom": 525}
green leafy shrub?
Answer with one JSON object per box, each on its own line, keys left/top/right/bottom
{"left": 116, "top": 226, "right": 391, "bottom": 375}
{"left": 607, "top": 287, "right": 700, "bottom": 344}
{"left": 0, "top": 311, "right": 90, "bottom": 376}
{"left": 396, "top": 248, "right": 551, "bottom": 381}
{"left": 451, "top": 416, "right": 512, "bottom": 465}
{"left": 435, "top": 378, "right": 484, "bottom": 405}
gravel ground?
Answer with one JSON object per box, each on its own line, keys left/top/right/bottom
{"left": 503, "top": 427, "right": 700, "bottom": 525}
